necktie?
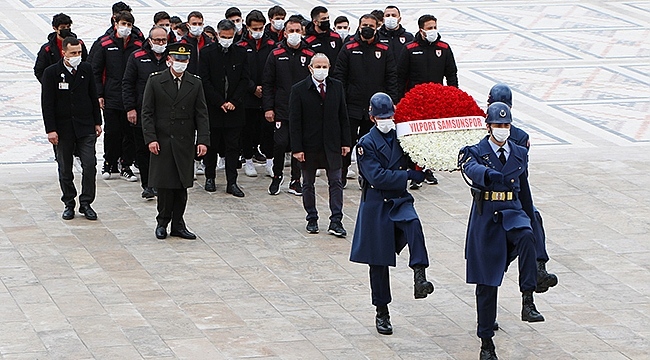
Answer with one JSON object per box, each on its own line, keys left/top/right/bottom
{"left": 71, "top": 69, "right": 76, "bottom": 76}
{"left": 174, "top": 77, "right": 181, "bottom": 90}
{"left": 498, "top": 148, "right": 506, "bottom": 165}
{"left": 319, "top": 83, "right": 325, "bottom": 100}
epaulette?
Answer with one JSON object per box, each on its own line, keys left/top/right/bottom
{"left": 273, "top": 47, "right": 286, "bottom": 56}
{"left": 406, "top": 42, "right": 419, "bottom": 50}
{"left": 329, "top": 31, "right": 341, "bottom": 39}
{"left": 236, "top": 41, "right": 248, "bottom": 48}
{"left": 345, "top": 41, "right": 359, "bottom": 50}
{"left": 267, "top": 39, "right": 275, "bottom": 46}
{"left": 134, "top": 40, "right": 143, "bottom": 47}
{"left": 149, "top": 71, "right": 163, "bottom": 77}
{"left": 305, "top": 35, "right": 317, "bottom": 44}
{"left": 435, "top": 41, "right": 449, "bottom": 49}
{"left": 133, "top": 50, "right": 147, "bottom": 58}
{"left": 375, "top": 43, "right": 389, "bottom": 51}
{"left": 301, "top": 48, "right": 315, "bottom": 56}
{"left": 101, "top": 37, "right": 114, "bottom": 47}
{"left": 190, "top": 73, "right": 201, "bottom": 79}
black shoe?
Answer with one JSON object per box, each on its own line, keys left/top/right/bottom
{"left": 253, "top": 151, "right": 267, "bottom": 163}
{"left": 62, "top": 207, "right": 75, "bottom": 220}
{"left": 227, "top": 184, "right": 245, "bottom": 197}
{"left": 327, "top": 221, "right": 346, "bottom": 237}
{"left": 424, "top": 171, "right": 438, "bottom": 185}
{"left": 306, "top": 219, "right": 319, "bottom": 234}
{"left": 141, "top": 187, "right": 155, "bottom": 200}
{"left": 288, "top": 180, "right": 302, "bottom": 196}
{"left": 409, "top": 180, "right": 422, "bottom": 190}
{"left": 205, "top": 178, "right": 216, "bottom": 192}
{"left": 79, "top": 205, "right": 97, "bottom": 220}
{"left": 375, "top": 306, "right": 393, "bottom": 335}
{"left": 152, "top": 187, "right": 158, "bottom": 196}
{"left": 155, "top": 226, "right": 167, "bottom": 239}
{"left": 413, "top": 266, "right": 434, "bottom": 299}
{"left": 521, "top": 291, "right": 545, "bottom": 322}
{"left": 341, "top": 176, "right": 348, "bottom": 189}
{"left": 170, "top": 228, "right": 197, "bottom": 239}
{"left": 268, "top": 175, "right": 283, "bottom": 195}
{"left": 493, "top": 321, "right": 499, "bottom": 331}
{"left": 535, "top": 260, "right": 558, "bottom": 293}
{"left": 480, "top": 337, "right": 498, "bottom": 360}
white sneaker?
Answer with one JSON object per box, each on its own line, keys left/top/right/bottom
{"left": 347, "top": 168, "right": 356, "bottom": 179}
{"left": 217, "top": 157, "right": 226, "bottom": 170}
{"left": 73, "top": 156, "right": 83, "bottom": 173}
{"left": 120, "top": 168, "right": 138, "bottom": 182}
{"left": 315, "top": 169, "right": 322, "bottom": 177}
{"left": 265, "top": 163, "right": 274, "bottom": 177}
{"left": 131, "top": 164, "right": 140, "bottom": 174}
{"left": 244, "top": 162, "right": 258, "bottom": 177}
{"left": 195, "top": 160, "right": 205, "bottom": 175}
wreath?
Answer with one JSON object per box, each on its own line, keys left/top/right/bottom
{"left": 394, "top": 83, "right": 487, "bottom": 171}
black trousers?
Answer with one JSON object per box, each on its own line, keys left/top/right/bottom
{"left": 204, "top": 127, "right": 242, "bottom": 186}
{"left": 272, "top": 120, "right": 301, "bottom": 180}
{"left": 56, "top": 134, "right": 97, "bottom": 208}
{"left": 243, "top": 109, "right": 274, "bottom": 159}
{"left": 103, "top": 108, "right": 135, "bottom": 168}
{"left": 368, "top": 218, "right": 430, "bottom": 306}
{"left": 132, "top": 125, "right": 149, "bottom": 189}
{"left": 342, "top": 114, "right": 373, "bottom": 170}
{"left": 156, "top": 188, "right": 187, "bottom": 231}
{"left": 301, "top": 165, "right": 343, "bottom": 222}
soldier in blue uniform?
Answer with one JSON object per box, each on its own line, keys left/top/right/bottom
{"left": 459, "top": 102, "right": 545, "bottom": 360}
{"left": 350, "top": 92, "right": 434, "bottom": 336}
{"left": 488, "top": 83, "right": 558, "bottom": 294}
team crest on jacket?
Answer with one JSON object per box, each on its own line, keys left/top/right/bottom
{"left": 330, "top": 41, "right": 336, "bottom": 48}
{"left": 436, "top": 49, "right": 442, "bottom": 57}
{"left": 357, "top": 146, "right": 364, "bottom": 156}
{"left": 399, "top": 36, "right": 405, "bottom": 43}
{"left": 375, "top": 51, "right": 381, "bottom": 59}
{"left": 300, "top": 56, "right": 306, "bottom": 65}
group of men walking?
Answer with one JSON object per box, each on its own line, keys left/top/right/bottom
{"left": 37, "top": 2, "right": 557, "bottom": 359}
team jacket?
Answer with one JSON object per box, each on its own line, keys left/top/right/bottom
{"left": 236, "top": 34, "right": 276, "bottom": 109}
{"left": 304, "top": 22, "right": 343, "bottom": 65}
{"left": 179, "top": 33, "right": 214, "bottom": 76}
{"left": 262, "top": 41, "right": 315, "bottom": 121}
{"left": 34, "top": 32, "right": 88, "bottom": 83}
{"left": 332, "top": 34, "right": 399, "bottom": 119}
{"left": 397, "top": 32, "right": 458, "bottom": 99}
{"left": 90, "top": 31, "right": 143, "bottom": 110}
{"left": 87, "top": 24, "right": 144, "bottom": 64}
{"left": 263, "top": 23, "right": 284, "bottom": 43}
{"left": 121, "top": 41, "right": 168, "bottom": 118}
{"left": 377, "top": 25, "right": 414, "bottom": 65}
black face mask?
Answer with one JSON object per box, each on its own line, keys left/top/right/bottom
{"left": 319, "top": 20, "right": 330, "bottom": 31}
{"left": 360, "top": 27, "right": 375, "bottom": 40}
{"left": 59, "top": 28, "right": 72, "bottom": 38}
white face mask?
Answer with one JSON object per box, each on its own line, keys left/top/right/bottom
{"left": 491, "top": 127, "right": 510, "bottom": 143}
{"left": 384, "top": 17, "right": 399, "bottom": 30}
{"left": 150, "top": 41, "right": 167, "bottom": 54}
{"left": 286, "top": 32, "right": 302, "bottom": 47}
{"left": 234, "top": 22, "right": 243, "bottom": 32}
{"left": 175, "top": 32, "right": 183, "bottom": 41}
{"left": 251, "top": 30, "right": 263, "bottom": 40}
{"left": 67, "top": 55, "right": 82, "bottom": 68}
{"left": 272, "top": 19, "right": 284, "bottom": 31}
{"left": 162, "top": 25, "right": 172, "bottom": 34}
{"left": 375, "top": 119, "right": 396, "bottom": 134}
{"left": 312, "top": 68, "right": 328, "bottom": 82}
{"left": 117, "top": 25, "right": 132, "bottom": 38}
{"left": 171, "top": 60, "right": 188, "bottom": 73}
{"left": 219, "top": 37, "right": 234, "bottom": 48}
{"left": 189, "top": 25, "right": 204, "bottom": 37}
{"left": 424, "top": 29, "right": 438, "bottom": 43}
{"left": 336, "top": 29, "right": 349, "bottom": 39}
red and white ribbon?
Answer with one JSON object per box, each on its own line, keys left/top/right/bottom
{"left": 396, "top": 116, "right": 486, "bottom": 136}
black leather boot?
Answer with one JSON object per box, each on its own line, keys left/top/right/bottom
{"left": 535, "top": 260, "right": 558, "bottom": 293}
{"left": 375, "top": 305, "right": 393, "bottom": 335}
{"left": 413, "top": 266, "right": 434, "bottom": 299}
{"left": 479, "top": 337, "right": 498, "bottom": 360}
{"left": 521, "top": 291, "right": 545, "bottom": 322}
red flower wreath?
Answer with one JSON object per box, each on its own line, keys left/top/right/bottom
{"left": 395, "top": 83, "right": 486, "bottom": 122}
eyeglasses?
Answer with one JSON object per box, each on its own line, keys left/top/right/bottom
{"left": 150, "top": 38, "right": 167, "bottom": 44}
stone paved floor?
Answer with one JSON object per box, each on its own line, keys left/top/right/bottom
{"left": 1, "top": 0, "right": 650, "bottom": 359}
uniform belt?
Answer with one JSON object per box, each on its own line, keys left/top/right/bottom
{"left": 483, "top": 191, "right": 515, "bottom": 201}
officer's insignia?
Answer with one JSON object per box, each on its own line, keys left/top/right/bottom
{"left": 436, "top": 50, "right": 442, "bottom": 57}
{"left": 330, "top": 41, "right": 336, "bottom": 48}
{"left": 357, "top": 146, "right": 364, "bottom": 156}
{"left": 179, "top": 46, "right": 186, "bottom": 53}
{"left": 399, "top": 36, "right": 405, "bottom": 43}
{"left": 300, "top": 56, "right": 306, "bottom": 65}
{"left": 500, "top": 109, "right": 507, "bottom": 117}
{"left": 482, "top": 154, "right": 490, "bottom": 162}
{"left": 276, "top": 122, "right": 281, "bottom": 129}
{"left": 375, "top": 51, "right": 381, "bottom": 59}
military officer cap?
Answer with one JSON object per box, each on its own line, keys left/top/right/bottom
{"left": 369, "top": 92, "right": 395, "bottom": 118}
{"left": 168, "top": 43, "right": 191, "bottom": 60}
{"left": 488, "top": 83, "right": 512, "bottom": 107}
{"left": 485, "top": 102, "right": 512, "bottom": 124}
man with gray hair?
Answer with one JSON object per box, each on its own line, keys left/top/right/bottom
{"left": 199, "top": 19, "right": 250, "bottom": 197}
{"left": 289, "top": 53, "right": 351, "bottom": 236}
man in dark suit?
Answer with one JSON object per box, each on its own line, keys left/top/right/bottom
{"left": 199, "top": 19, "right": 250, "bottom": 197}
{"left": 289, "top": 53, "right": 351, "bottom": 236}
{"left": 141, "top": 43, "right": 210, "bottom": 240}
{"left": 41, "top": 37, "right": 102, "bottom": 221}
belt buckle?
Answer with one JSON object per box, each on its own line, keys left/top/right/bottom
{"left": 492, "top": 192, "right": 505, "bottom": 201}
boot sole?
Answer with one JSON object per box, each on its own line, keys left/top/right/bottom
{"left": 535, "top": 276, "right": 558, "bottom": 293}
{"left": 414, "top": 282, "right": 434, "bottom": 299}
